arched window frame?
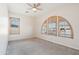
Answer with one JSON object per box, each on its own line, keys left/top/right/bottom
{"left": 41, "top": 16, "right": 73, "bottom": 39}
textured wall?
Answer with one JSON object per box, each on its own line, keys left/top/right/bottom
{"left": 9, "top": 13, "right": 35, "bottom": 41}
{"left": 0, "top": 4, "right": 9, "bottom": 54}
{"left": 35, "top": 4, "right": 79, "bottom": 50}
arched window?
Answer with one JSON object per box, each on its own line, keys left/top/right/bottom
{"left": 41, "top": 16, "right": 73, "bottom": 39}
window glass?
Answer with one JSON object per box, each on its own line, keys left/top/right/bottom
{"left": 41, "top": 16, "right": 73, "bottom": 39}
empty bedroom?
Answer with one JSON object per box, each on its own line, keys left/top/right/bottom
{"left": 0, "top": 3, "right": 79, "bottom": 55}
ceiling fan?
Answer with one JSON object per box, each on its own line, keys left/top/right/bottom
{"left": 26, "top": 3, "right": 42, "bottom": 12}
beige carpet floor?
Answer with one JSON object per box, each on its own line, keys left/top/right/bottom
{"left": 6, "top": 38, "right": 79, "bottom": 55}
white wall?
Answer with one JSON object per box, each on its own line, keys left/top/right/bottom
{"left": 0, "top": 4, "right": 9, "bottom": 54}
{"left": 35, "top": 4, "right": 79, "bottom": 50}
{"left": 9, "top": 13, "right": 34, "bottom": 41}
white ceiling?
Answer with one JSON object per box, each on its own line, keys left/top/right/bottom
{"left": 7, "top": 3, "right": 79, "bottom": 17}
{"left": 7, "top": 3, "right": 63, "bottom": 16}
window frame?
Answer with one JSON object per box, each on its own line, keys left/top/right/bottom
{"left": 41, "top": 16, "right": 73, "bottom": 39}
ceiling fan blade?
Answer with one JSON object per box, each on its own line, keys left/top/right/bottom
{"left": 33, "top": 4, "right": 36, "bottom": 8}
{"left": 36, "top": 3, "right": 40, "bottom": 7}
{"left": 28, "top": 8, "right": 32, "bottom": 10}
{"left": 25, "top": 11, "right": 29, "bottom": 13}
{"left": 27, "top": 3, "right": 33, "bottom": 7}
{"left": 26, "top": 3, "right": 42, "bottom": 12}
{"left": 37, "top": 8, "right": 42, "bottom": 10}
